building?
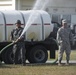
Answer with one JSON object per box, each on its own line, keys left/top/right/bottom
{"left": 0, "top": 0, "right": 15, "bottom": 10}
{"left": 0, "top": 0, "right": 76, "bottom": 23}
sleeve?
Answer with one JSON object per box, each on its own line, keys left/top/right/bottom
{"left": 20, "top": 34, "right": 25, "bottom": 40}
{"left": 10, "top": 29, "right": 14, "bottom": 41}
{"left": 56, "top": 28, "right": 61, "bottom": 45}
{"left": 19, "top": 28, "right": 25, "bottom": 41}
{"left": 69, "top": 30, "right": 75, "bottom": 45}
{"left": 69, "top": 29, "right": 74, "bottom": 42}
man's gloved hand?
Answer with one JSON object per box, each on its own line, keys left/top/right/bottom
{"left": 12, "top": 37, "right": 21, "bottom": 44}
{"left": 15, "top": 38, "right": 21, "bottom": 43}
{"left": 12, "top": 40, "right": 17, "bottom": 44}
{"left": 12, "top": 40, "right": 15, "bottom": 43}
{"left": 12, "top": 39, "right": 19, "bottom": 43}
{"left": 58, "top": 41, "right": 62, "bottom": 45}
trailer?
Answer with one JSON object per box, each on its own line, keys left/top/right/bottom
{"left": 0, "top": 10, "right": 58, "bottom": 64}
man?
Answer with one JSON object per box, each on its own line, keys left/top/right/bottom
{"left": 56, "top": 19, "right": 73, "bottom": 66}
{"left": 10, "top": 20, "right": 26, "bottom": 66}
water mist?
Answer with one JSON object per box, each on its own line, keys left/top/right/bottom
{"left": 19, "top": 0, "right": 50, "bottom": 39}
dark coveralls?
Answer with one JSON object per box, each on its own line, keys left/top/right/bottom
{"left": 10, "top": 27, "right": 25, "bottom": 64}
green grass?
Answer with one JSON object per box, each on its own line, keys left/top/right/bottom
{"left": 0, "top": 50, "right": 76, "bottom": 75}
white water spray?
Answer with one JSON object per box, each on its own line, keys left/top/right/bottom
{"left": 33, "top": 0, "right": 49, "bottom": 10}
{"left": 19, "top": 0, "right": 50, "bottom": 39}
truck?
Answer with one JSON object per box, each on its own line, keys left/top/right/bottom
{"left": 0, "top": 10, "right": 58, "bottom": 64}
{"left": 70, "top": 15, "right": 76, "bottom": 49}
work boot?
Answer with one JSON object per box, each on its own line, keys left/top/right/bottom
{"left": 65, "top": 63, "right": 69, "bottom": 66}
{"left": 65, "top": 60, "right": 69, "bottom": 66}
{"left": 58, "top": 61, "right": 62, "bottom": 66}
{"left": 22, "top": 63, "right": 26, "bottom": 66}
{"left": 22, "top": 62, "right": 26, "bottom": 66}
{"left": 58, "top": 63, "right": 62, "bottom": 66}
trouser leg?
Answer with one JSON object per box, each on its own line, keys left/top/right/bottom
{"left": 21, "top": 48, "right": 26, "bottom": 64}
{"left": 58, "top": 46, "right": 64, "bottom": 63}
{"left": 65, "top": 46, "right": 71, "bottom": 63}
{"left": 19, "top": 42, "right": 26, "bottom": 64}
{"left": 13, "top": 44, "right": 19, "bottom": 64}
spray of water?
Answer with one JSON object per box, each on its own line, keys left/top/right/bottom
{"left": 19, "top": 11, "right": 39, "bottom": 38}
{"left": 19, "top": 0, "right": 50, "bottom": 39}
{"left": 33, "top": 0, "right": 49, "bottom": 10}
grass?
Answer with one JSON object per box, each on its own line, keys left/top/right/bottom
{"left": 0, "top": 50, "right": 76, "bottom": 75}
{"left": 0, "top": 64, "right": 76, "bottom": 75}
{"left": 70, "top": 50, "right": 76, "bottom": 60}
{"left": 48, "top": 50, "right": 76, "bottom": 60}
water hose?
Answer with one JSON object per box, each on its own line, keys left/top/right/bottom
{"left": 0, "top": 42, "right": 14, "bottom": 54}
{"left": 0, "top": 42, "right": 14, "bottom": 65}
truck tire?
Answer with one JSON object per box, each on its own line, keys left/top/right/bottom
{"left": 28, "top": 45, "right": 48, "bottom": 63}
{"left": 1, "top": 50, "right": 7, "bottom": 63}
{"left": 2, "top": 46, "right": 13, "bottom": 64}
{"left": 3, "top": 47, "right": 22, "bottom": 64}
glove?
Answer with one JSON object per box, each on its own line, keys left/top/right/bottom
{"left": 15, "top": 37, "right": 21, "bottom": 43}
{"left": 12, "top": 40, "right": 16, "bottom": 44}
{"left": 12, "top": 40, "right": 15, "bottom": 43}
{"left": 12, "top": 37, "right": 21, "bottom": 44}
{"left": 12, "top": 39, "right": 19, "bottom": 44}
{"left": 58, "top": 41, "right": 62, "bottom": 45}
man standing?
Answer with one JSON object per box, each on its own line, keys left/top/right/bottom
{"left": 10, "top": 20, "right": 26, "bottom": 66}
{"left": 56, "top": 19, "right": 73, "bottom": 66}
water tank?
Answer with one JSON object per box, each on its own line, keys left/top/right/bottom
{"left": 0, "top": 10, "right": 53, "bottom": 41}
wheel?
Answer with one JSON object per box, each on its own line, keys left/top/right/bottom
{"left": 2, "top": 46, "right": 13, "bottom": 64}
{"left": 28, "top": 45, "right": 48, "bottom": 63}
{"left": 3, "top": 46, "right": 22, "bottom": 64}
{"left": 1, "top": 49, "right": 7, "bottom": 63}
